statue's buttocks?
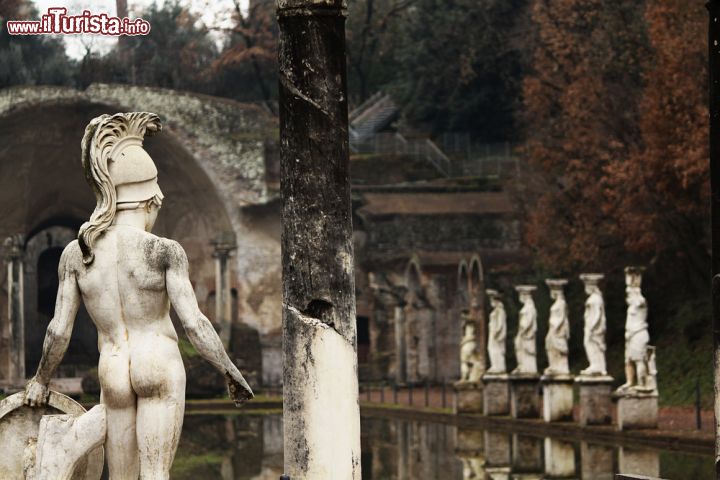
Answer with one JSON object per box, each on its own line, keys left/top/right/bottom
{"left": 77, "top": 227, "right": 186, "bottom": 402}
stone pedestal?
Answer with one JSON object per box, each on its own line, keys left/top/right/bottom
{"left": 616, "top": 393, "right": 658, "bottom": 430}
{"left": 575, "top": 375, "right": 614, "bottom": 426}
{"left": 509, "top": 374, "right": 540, "bottom": 419}
{"left": 454, "top": 381, "right": 483, "bottom": 414}
{"left": 541, "top": 374, "right": 574, "bottom": 422}
{"left": 482, "top": 374, "right": 510, "bottom": 416}
{"left": 544, "top": 438, "right": 575, "bottom": 478}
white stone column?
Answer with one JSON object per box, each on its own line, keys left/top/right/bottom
{"left": 212, "top": 232, "right": 236, "bottom": 350}
{"left": 5, "top": 234, "right": 25, "bottom": 385}
{"left": 394, "top": 286, "right": 408, "bottom": 385}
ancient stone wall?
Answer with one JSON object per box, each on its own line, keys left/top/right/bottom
{"left": 356, "top": 188, "right": 520, "bottom": 383}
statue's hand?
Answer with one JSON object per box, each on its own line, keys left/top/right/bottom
{"left": 225, "top": 371, "right": 254, "bottom": 407}
{"left": 24, "top": 377, "right": 49, "bottom": 407}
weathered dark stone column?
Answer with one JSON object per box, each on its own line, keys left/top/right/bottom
{"left": 277, "top": 0, "right": 361, "bottom": 477}
{"left": 212, "top": 231, "right": 237, "bottom": 349}
{"left": 4, "top": 234, "right": 25, "bottom": 384}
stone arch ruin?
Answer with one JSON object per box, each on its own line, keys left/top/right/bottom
{"left": 0, "top": 84, "right": 282, "bottom": 386}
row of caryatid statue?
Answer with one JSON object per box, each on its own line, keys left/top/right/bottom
{"left": 481, "top": 268, "right": 656, "bottom": 391}
{"left": 457, "top": 266, "right": 658, "bottom": 430}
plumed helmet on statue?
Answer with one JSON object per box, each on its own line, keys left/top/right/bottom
{"left": 78, "top": 112, "right": 163, "bottom": 265}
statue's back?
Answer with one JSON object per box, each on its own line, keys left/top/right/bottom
{"left": 75, "top": 226, "right": 175, "bottom": 340}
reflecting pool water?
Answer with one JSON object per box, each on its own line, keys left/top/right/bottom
{"left": 171, "top": 413, "right": 712, "bottom": 479}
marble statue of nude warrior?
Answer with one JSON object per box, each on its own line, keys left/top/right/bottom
{"left": 22, "top": 112, "right": 253, "bottom": 479}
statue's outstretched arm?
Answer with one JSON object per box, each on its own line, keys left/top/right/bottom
{"left": 165, "top": 240, "right": 254, "bottom": 405}
{"left": 25, "top": 243, "right": 81, "bottom": 406}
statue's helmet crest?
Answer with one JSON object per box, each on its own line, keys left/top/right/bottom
{"left": 78, "top": 112, "right": 162, "bottom": 264}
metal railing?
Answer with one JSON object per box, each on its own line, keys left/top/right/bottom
{"left": 350, "top": 133, "right": 519, "bottom": 179}
{"left": 351, "top": 132, "right": 451, "bottom": 177}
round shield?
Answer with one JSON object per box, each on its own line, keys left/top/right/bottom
{"left": 0, "top": 391, "right": 104, "bottom": 479}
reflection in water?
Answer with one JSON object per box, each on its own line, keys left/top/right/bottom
{"left": 511, "top": 435, "right": 542, "bottom": 474}
{"left": 544, "top": 437, "right": 575, "bottom": 478}
{"left": 172, "top": 414, "right": 283, "bottom": 480}
{"left": 619, "top": 447, "right": 660, "bottom": 479}
{"left": 171, "top": 413, "right": 712, "bottom": 479}
{"left": 580, "top": 442, "right": 614, "bottom": 480}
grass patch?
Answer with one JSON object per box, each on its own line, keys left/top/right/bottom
{"left": 178, "top": 338, "right": 200, "bottom": 359}
{"left": 170, "top": 452, "right": 225, "bottom": 478}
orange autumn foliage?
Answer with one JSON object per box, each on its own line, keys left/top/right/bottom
{"left": 606, "top": 0, "right": 709, "bottom": 279}
{"left": 522, "top": 0, "right": 708, "bottom": 284}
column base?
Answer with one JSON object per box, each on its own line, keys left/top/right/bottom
{"left": 615, "top": 392, "right": 658, "bottom": 430}
{"left": 482, "top": 373, "right": 510, "bottom": 416}
{"left": 540, "top": 374, "right": 574, "bottom": 422}
{"left": 509, "top": 373, "right": 540, "bottom": 419}
{"left": 575, "top": 374, "right": 614, "bottom": 426}
{"left": 453, "top": 381, "right": 483, "bottom": 414}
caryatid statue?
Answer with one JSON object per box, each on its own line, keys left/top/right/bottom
{"left": 512, "top": 285, "right": 538, "bottom": 375}
{"left": 617, "top": 267, "right": 657, "bottom": 394}
{"left": 22, "top": 112, "right": 254, "bottom": 479}
{"left": 579, "top": 274, "right": 607, "bottom": 376}
{"left": 458, "top": 310, "right": 483, "bottom": 383}
{"left": 544, "top": 279, "right": 570, "bottom": 376}
{"left": 485, "top": 289, "right": 507, "bottom": 374}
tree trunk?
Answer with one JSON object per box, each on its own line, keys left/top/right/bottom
{"left": 708, "top": 2, "right": 720, "bottom": 475}
{"left": 277, "top": 0, "right": 361, "bottom": 478}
